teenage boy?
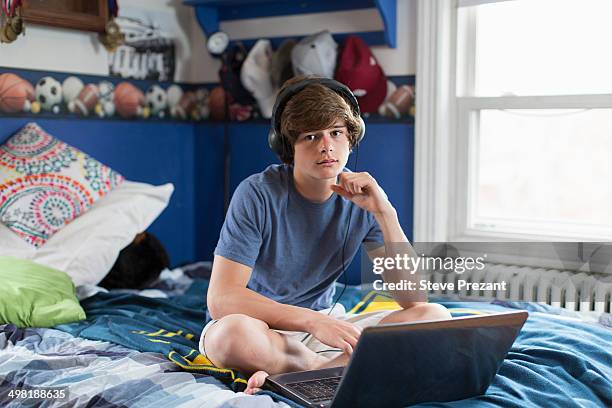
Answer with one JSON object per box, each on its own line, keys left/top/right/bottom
{"left": 200, "top": 76, "right": 452, "bottom": 394}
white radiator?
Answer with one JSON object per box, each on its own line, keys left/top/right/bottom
{"left": 428, "top": 263, "right": 612, "bottom": 314}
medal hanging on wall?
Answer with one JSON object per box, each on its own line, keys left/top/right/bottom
{"left": 99, "top": 0, "right": 124, "bottom": 52}
{"left": 0, "top": 0, "right": 25, "bottom": 43}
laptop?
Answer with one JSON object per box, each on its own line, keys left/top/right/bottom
{"left": 265, "top": 311, "right": 528, "bottom": 408}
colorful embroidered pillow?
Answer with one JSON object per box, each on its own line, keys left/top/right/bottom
{"left": 0, "top": 123, "right": 124, "bottom": 247}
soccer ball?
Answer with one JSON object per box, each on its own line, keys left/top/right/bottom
{"left": 98, "top": 81, "right": 114, "bottom": 101}
{"left": 35, "top": 76, "right": 63, "bottom": 113}
{"left": 145, "top": 85, "right": 167, "bottom": 118}
{"left": 96, "top": 81, "right": 115, "bottom": 117}
{"left": 192, "top": 88, "right": 210, "bottom": 120}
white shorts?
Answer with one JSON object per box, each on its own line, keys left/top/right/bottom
{"left": 198, "top": 304, "right": 394, "bottom": 364}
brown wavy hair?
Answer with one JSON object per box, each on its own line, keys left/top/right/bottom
{"left": 278, "top": 76, "right": 362, "bottom": 163}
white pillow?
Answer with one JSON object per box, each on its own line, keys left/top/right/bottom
{"left": 0, "top": 181, "right": 174, "bottom": 286}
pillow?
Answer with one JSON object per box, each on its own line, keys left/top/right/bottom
{"left": 0, "top": 256, "right": 86, "bottom": 328}
{"left": 0, "top": 181, "right": 174, "bottom": 286}
{"left": 0, "top": 122, "right": 124, "bottom": 247}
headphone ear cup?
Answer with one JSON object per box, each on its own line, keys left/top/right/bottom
{"left": 268, "top": 129, "right": 283, "bottom": 157}
{"left": 269, "top": 129, "right": 291, "bottom": 162}
{"left": 353, "top": 115, "right": 366, "bottom": 146}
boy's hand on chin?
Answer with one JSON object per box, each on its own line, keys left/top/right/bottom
{"left": 332, "top": 172, "right": 393, "bottom": 216}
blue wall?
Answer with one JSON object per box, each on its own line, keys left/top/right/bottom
{"left": 196, "top": 121, "right": 414, "bottom": 283}
{"left": 226, "top": 122, "right": 414, "bottom": 237}
{"left": 1, "top": 118, "right": 413, "bottom": 282}
{"left": 0, "top": 118, "right": 198, "bottom": 265}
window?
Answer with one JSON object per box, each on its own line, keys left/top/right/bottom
{"left": 452, "top": 0, "right": 612, "bottom": 241}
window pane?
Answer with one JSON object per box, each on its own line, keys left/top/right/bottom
{"left": 474, "top": 0, "right": 612, "bottom": 96}
{"left": 475, "top": 108, "right": 612, "bottom": 234}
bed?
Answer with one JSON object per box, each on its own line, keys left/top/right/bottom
{"left": 1, "top": 262, "right": 610, "bottom": 407}
{"left": 0, "top": 99, "right": 610, "bottom": 407}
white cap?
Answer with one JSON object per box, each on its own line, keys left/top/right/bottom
{"left": 241, "top": 39, "right": 277, "bottom": 118}
{"left": 291, "top": 30, "right": 338, "bottom": 78}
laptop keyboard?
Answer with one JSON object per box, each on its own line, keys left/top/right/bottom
{"left": 285, "top": 377, "right": 342, "bottom": 403}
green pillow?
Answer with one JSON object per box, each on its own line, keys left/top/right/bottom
{"left": 0, "top": 256, "right": 86, "bottom": 328}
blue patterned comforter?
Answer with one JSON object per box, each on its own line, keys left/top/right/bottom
{"left": 0, "top": 267, "right": 610, "bottom": 407}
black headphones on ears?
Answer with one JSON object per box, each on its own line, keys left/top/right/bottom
{"left": 268, "top": 77, "right": 366, "bottom": 163}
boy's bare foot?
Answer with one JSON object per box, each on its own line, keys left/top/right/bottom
{"left": 244, "top": 353, "right": 346, "bottom": 395}
{"left": 313, "top": 350, "right": 349, "bottom": 369}
{"left": 245, "top": 370, "right": 270, "bottom": 395}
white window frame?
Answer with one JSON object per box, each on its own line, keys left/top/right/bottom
{"left": 415, "top": 0, "right": 612, "bottom": 243}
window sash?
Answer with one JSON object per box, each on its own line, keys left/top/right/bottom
{"left": 416, "top": 0, "right": 612, "bottom": 256}
{"left": 452, "top": 95, "right": 612, "bottom": 241}
{"left": 457, "top": 95, "right": 612, "bottom": 110}
{"left": 457, "top": 0, "right": 515, "bottom": 7}
{"left": 449, "top": 0, "right": 612, "bottom": 242}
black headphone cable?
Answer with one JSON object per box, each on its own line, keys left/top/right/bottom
{"left": 301, "top": 141, "right": 361, "bottom": 349}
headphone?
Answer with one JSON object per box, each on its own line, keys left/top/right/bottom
{"left": 268, "top": 77, "right": 366, "bottom": 162}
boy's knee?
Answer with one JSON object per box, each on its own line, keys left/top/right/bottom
{"left": 411, "top": 302, "right": 452, "bottom": 320}
{"left": 381, "top": 302, "right": 452, "bottom": 325}
{"left": 204, "top": 314, "right": 270, "bottom": 369}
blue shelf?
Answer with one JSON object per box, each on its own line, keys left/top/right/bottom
{"left": 184, "top": 0, "right": 397, "bottom": 48}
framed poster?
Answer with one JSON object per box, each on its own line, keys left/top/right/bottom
{"left": 108, "top": 17, "right": 175, "bottom": 82}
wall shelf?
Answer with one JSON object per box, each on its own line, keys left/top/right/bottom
{"left": 184, "top": 0, "right": 397, "bottom": 49}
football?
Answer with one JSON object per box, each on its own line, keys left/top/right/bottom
{"left": 378, "top": 85, "right": 414, "bottom": 119}
{"left": 69, "top": 84, "right": 99, "bottom": 116}
{"left": 173, "top": 91, "right": 197, "bottom": 120}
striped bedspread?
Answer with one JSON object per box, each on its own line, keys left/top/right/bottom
{"left": 1, "top": 266, "right": 610, "bottom": 407}
{"left": 0, "top": 323, "right": 288, "bottom": 407}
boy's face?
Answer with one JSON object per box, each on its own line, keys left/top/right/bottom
{"left": 293, "top": 119, "right": 351, "bottom": 181}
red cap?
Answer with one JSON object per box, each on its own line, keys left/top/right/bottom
{"left": 334, "top": 36, "right": 387, "bottom": 113}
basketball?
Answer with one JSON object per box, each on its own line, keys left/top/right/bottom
{"left": 114, "top": 82, "right": 145, "bottom": 119}
{"left": 0, "top": 73, "right": 35, "bottom": 113}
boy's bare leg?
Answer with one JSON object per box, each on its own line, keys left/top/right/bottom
{"left": 204, "top": 314, "right": 329, "bottom": 376}
{"left": 245, "top": 303, "right": 453, "bottom": 393}
{"left": 315, "top": 302, "right": 452, "bottom": 370}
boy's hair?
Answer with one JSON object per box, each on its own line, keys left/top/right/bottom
{"left": 279, "top": 75, "right": 363, "bottom": 164}
{"left": 99, "top": 232, "right": 170, "bottom": 290}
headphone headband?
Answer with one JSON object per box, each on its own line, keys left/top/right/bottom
{"left": 268, "top": 77, "right": 366, "bottom": 163}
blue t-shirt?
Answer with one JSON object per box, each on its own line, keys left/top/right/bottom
{"left": 214, "top": 164, "right": 384, "bottom": 311}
